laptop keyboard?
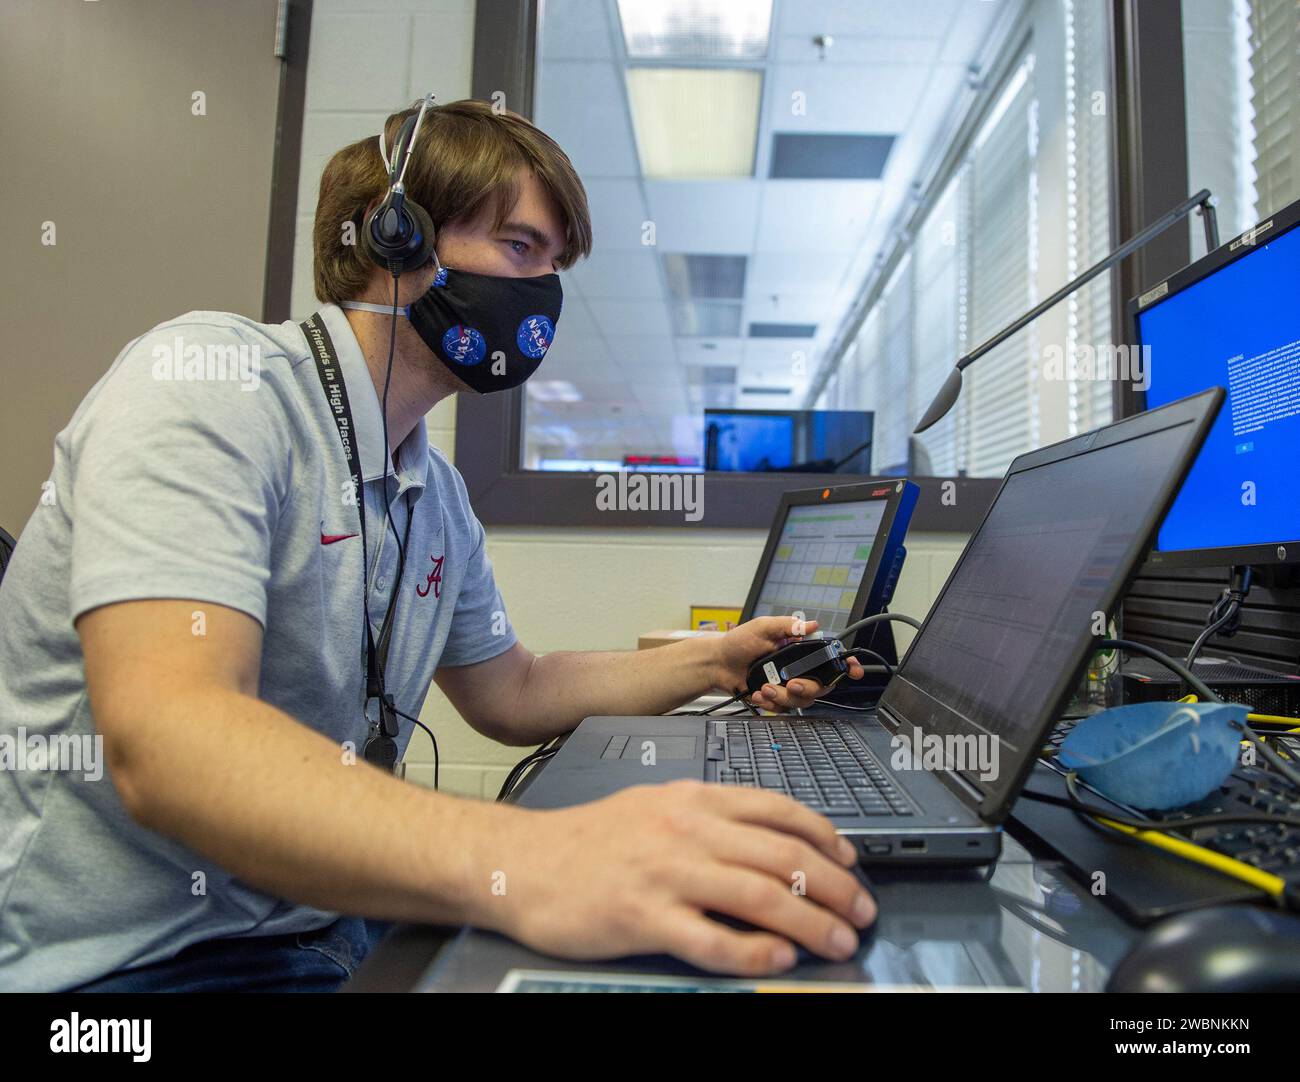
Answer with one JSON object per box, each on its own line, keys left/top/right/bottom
{"left": 718, "top": 718, "right": 916, "bottom": 817}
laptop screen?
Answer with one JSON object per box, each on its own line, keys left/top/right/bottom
{"left": 880, "top": 401, "right": 1215, "bottom": 818}
{"left": 751, "top": 499, "right": 889, "bottom": 633}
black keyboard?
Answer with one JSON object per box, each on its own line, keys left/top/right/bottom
{"left": 1160, "top": 769, "right": 1300, "bottom": 880}
{"left": 1044, "top": 718, "right": 1300, "bottom": 882}
{"left": 718, "top": 718, "right": 916, "bottom": 817}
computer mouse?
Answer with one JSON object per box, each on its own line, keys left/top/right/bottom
{"left": 1106, "top": 905, "right": 1300, "bottom": 993}
{"left": 704, "top": 868, "right": 879, "bottom": 966}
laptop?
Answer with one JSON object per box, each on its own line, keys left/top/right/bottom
{"left": 739, "top": 480, "right": 917, "bottom": 667}
{"left": 520, "top": 389, "right": 1224, "bottom": 867}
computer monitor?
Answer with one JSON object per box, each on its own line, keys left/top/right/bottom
{"left": 703, "top": 409, "right": 874, "bottom": 473}
{"left": 1132, "top": 196, "right": 1300, "bottom": 570}
{"left": 740, "top": 481, "right": 918, "bottom": 660}
{"left": 704, "top": 410, "right": 795, "bottom": 470}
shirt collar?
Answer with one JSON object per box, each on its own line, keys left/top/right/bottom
{"left": 317, "top": 304, "right": 429, "bottom": 495}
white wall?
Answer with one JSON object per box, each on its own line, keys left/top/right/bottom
{"left": 408, "top": 520, "right": 967, "bottom": 795}
{"left": 291, "top": 0, "right": 971, "bottom": 798}
{"left": 290, "top": 0, "right": 477, "bottom": 320}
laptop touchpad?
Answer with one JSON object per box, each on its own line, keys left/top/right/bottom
{"left": 604, "top": 735, "right": 701, "bottom": 761}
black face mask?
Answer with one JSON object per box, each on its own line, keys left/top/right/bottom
{"left": 407, "top": 264, "right": 563, "bottom": 393}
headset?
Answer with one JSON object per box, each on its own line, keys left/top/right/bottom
{"left": 355, "top": 94, "right": 440, "bottom": 776}
{"left": 360, "top": 94, "right": 438, "bottom": 276}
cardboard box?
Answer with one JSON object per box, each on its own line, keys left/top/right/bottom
{"left": 637, "top": 629, "right": 725, "bottom": 651}
{"left": 689, "top": 605, "right": 742, "bottom": 631}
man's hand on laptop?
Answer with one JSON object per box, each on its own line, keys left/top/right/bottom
{"left": 488, "top": 780, "right": 877, "bottom": 975}
{"left": 712, "top": 616, "right": 866, "bottom": 711}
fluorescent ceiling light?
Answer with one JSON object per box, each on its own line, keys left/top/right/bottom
{"left": 617, "top": 0, "right": 772, "bottom": 60}
{"left": 626, "top": 67, "right": 761, "bottom": 179}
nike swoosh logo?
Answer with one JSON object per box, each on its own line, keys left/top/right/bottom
{"left": 320, "top": 532, "right": 359, "bottom": 545}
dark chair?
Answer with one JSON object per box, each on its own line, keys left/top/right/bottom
{"left": 0, "top": 526, "right": 15, "bottom": 586}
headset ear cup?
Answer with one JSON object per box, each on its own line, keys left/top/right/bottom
{"left": 404, "top": 200, "right": 436, "bottom": 271}
{"left": 360, "top": 199, "right": 436, "bottom": 274}
{"left": 358, "top": 206, "right": 384, "bottom": 267}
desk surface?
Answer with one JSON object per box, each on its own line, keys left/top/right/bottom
{"left": 357, "top": 698, "right": 1142, "bottom": 992}
{"left": 385, "top": 828, "right": 1137, "bottom": 992}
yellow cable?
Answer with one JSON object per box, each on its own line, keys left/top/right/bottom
{"left": 1175, "top": 693, "right": 1300, "bottom": 732}
{"left": 1248, "top": 712, "right": 1300, "bottom": 727}
{"left": 1093, "top": 814, "right": 1287, "bottom": 900}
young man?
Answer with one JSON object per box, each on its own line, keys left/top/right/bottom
{"left": 0, "top": 99, "right": 876, "bottom": 992}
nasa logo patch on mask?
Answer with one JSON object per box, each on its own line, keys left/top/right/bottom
{"left": 517, "top": 314, "right": 555, "bottom": 360}
{"left": 441, "top": 325, "right": 487, "bottom": 365}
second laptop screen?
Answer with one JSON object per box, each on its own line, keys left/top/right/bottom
{"left": 752, "top": 500, "right": 888, "bottom": 635}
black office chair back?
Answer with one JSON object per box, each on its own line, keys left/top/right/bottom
{"left": 0, "top": 526, "right": 15, "bottom": 586}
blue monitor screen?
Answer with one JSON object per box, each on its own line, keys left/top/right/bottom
{"left": 704, "top": 413, "right": 795, "bottom": 471}
{"left": 1139, "top": 220, "right": 1300, "bottom": 554}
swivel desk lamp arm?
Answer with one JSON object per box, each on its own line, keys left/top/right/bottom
{"left": 913, "top": 189, "right": 1220, "bottom": 434}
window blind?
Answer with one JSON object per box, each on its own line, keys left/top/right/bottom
{"left": 965, "top": 55, "right": 1037, "bottom": 478}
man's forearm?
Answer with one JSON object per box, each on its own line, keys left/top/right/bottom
{"left": 502, "top": 636, "right": 721, "bottom": 743}
{"left": 113, "top": 685, "right": 525, "bottom": 927}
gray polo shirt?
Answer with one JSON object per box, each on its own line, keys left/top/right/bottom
{"left": 0, "top": 303, "right": 515, "bottom": 990}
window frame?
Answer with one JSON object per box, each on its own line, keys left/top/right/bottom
{"left": 456, "top": 0, "right": 1144, "bottom": 531}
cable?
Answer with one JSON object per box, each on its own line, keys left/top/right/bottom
{"left": 390, "top": 706, "right": 440, "bottom": 789}
{"left": 497, "top": 740, "right": 562, "bottom": 802}
{"left": 501, "top": 750, "right": 558, "bottom": 802}
{"left": 829, "top": 438, "right": 873, "bottom": 472}
{"left": 380, "top": 272, "right": 407, "bottom": 569}
{"left": 836, "top": 611, "right": 922, "bottom": 641}
{"left": 1247, "top": 712, "right": 1300, "bottom": 729}
{"left": 1186, "top": 565, "right": 1253, "bottom": 667}
{"left": 1239, "top": 724, "right": 1300, "bottom": 791}
{"left": 672, "top": 691, "right": 750, "bottom": 717}
{"left": 703, "top": 692, "right": 748, "bottom": 715}
{"left": 1098, "top": 637, "right": 1221, "bottom": 702}
{"left": 1185, "top": 604, "right": 1239, "bottom": 669}
{"left": 848, "top": 647, "right": 895, "bottom": 676}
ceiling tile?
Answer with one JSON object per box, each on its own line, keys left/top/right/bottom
{"left": 643, "top": 181, "right": 761, "bottom": 252}
{"left": 565, "top": 248, "right": 662, "bottom": 299}
{"left": 766, "top": 62, "right": 932, "bottom": 132}
{"left": 535, "top": 61, "right": 640, "bottom": 178}
{"left": 587, "top": 298, "right": 674, "bottom": 338}
{"left": 540, "top": 0, "right": 615, "bottom": 60}
{"left": 775, "top": 0, "right": 959, "bottom": 38}
{"left": 754, "top": 181, "right": 879, "bottom": 252}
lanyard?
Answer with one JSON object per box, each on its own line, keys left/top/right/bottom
{"left": 300, "top": 313, "right": 414, "bottom": 706}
